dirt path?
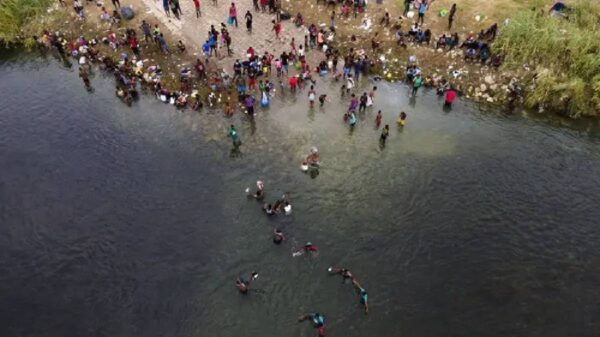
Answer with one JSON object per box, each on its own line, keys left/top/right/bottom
{"left": 138, "top": 0, "right": 320, "bottom": 72}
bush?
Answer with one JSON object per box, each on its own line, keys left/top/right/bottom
{"left": 493, "top": 0, "right": 600, "bottom": 117}
{"left": 0, "top": 0, "right": 55, "bottom": 44}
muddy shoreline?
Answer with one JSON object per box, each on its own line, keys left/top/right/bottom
{"left": 13, "top": 0, "right": 595, "bottom": 122}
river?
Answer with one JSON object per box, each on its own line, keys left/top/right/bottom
{"left": 1, "top": 52, "right": 599, "bottom": 337}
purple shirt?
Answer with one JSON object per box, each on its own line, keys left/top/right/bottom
{"left": 245, "top": 96, "right": 255, "bottom": 108}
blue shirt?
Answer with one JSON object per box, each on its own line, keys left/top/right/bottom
{"left": 419, "top": 3, "right": 426, "bottom": 14}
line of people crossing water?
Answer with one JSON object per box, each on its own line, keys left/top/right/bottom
{"left": 238, "top": 178, "right": 371, "bottom": 336}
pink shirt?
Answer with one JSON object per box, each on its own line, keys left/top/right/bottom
{"left": 229, "top": 6, "right": 236, "bottom": 17}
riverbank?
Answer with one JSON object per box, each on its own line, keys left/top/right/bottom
{"left": 7, "top": 0, "right": 599, "bottom": 119}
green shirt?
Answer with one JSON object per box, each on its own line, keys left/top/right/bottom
{"left": 229, "top": 128, "right": 238, "bottom": 141}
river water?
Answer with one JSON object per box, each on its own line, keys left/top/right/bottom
{"left": 1, "top": 53, "right": 599, "bottom": 337}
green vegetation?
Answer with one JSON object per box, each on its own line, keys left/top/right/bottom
{"left": 0, "top": 0, "right": 56, "bottom": 44}
{"left": 494, "top": 0, "right": 600, "bottom": 118}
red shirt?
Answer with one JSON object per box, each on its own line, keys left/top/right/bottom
{"left": 193, "top": 0, "right": 199, "bottom": 7}
{"left": 129, "top": 37, "right": 138, "bottom": 49}
{"left": 445, "top": 89, "right": 457, "bottom": 103}
{"left": 289, "top": 77, "right": 297, "bottom": 87}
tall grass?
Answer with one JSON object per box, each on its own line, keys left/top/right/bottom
{"left": 494, "top": 0, "right": 600, "bottom": 117}
{"left": 0, "top": 0, "right": 56, "bottom": 44}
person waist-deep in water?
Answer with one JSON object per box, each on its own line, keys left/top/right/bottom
{"left": 272, "top": 228, "right": 285, "bottom": 244}
{"left": 298, "top": 312, "right": 326, "bottom": 336}
{"left": 236, "top": 272, "right": 258, "bottom": 294}
{"left": 352, "top": 279, "right": 369, "bottom": 314}
{"left": 328, "top": 266, "right": 354, "bottom": 281}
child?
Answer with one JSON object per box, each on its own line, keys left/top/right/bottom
{"left": 397, "top": 111, "right": 407, "bottom": 126}
{"left": 375, "top": 110, "right": 382, "bottom": 128}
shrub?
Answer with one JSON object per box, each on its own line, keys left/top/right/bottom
{"left": 0, "top": 0, "right": 56, "bottom": 44}
{"left": 494, "top": 0, "right": 600, "bottom": 117}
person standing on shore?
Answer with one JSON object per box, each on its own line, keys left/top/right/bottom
{"left": 403, "top": 0, "right": 411, "bottom": 16}
{"left": 418, "top": 0, "right": 427, "bottom": 26}
{"left": 193, "top": 0, "right": 201, "bottom": 17}
{"left": 272, "top": 20, "right": 281, "bottom": 40}
{"left": 448, "top": 3, "right": 457, "bottom": 29}
{"left": 73, "top": 0, "right": 84, "bottom": 19}
{"left": 281, "top": 51, "right": 289, "bottom": 74}
{"left": 209, "top": 32, "right": 218, "bottom": 57}
{"left": 195, "top": 58, "right": 206, "bottom": 79}
{"left": 224, "top": 30, "right": 233, "bottom": 56}
{"left": 245, "top": 10, "right": 253, "bottom": 32}
{"left": 140, "top": 20, "right": 152, "bottom": 42}
{"left": 170, "top": 0, "right": 182, "bottom": 20}
{"left": 162, "top": 0, "right": 170, "bottom": 17}
{"left": 229, "top": 3, "right": 238, "bottom": 27}
{"left": 157, "top": 33, "right": 169, "bottom": 53}
{"left": 129, "top": 34, "right": 140, "bottom": 57}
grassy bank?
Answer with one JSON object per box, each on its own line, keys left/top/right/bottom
{"left": 0, "top": 0, "right": 55, "bottom": 44}
{"left": 494, "top": 0, "right": 600, "bottom": 117}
